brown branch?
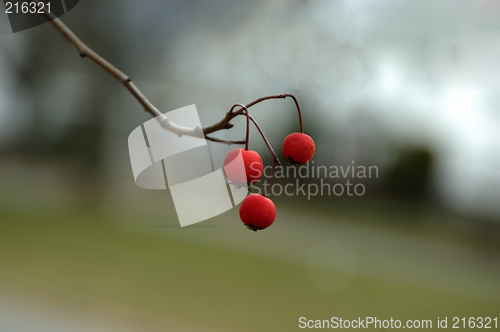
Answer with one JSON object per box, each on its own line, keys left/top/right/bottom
{"left": 230, "top": 104, "right": 251, "bottom": 150}
{"left": 248, "top": 115, "right": 282, "bottom": 168}
{"left": 202, "top": 94, "right": 303, "bottom": 135}
{"left": 40, "top": 11, "right": 214, "bottom": 139}
{"left": 204, "top": 136, "right": 245, "bottom": 145}
{"left": 39, "top": 12, "right": 302, "bottom": 145}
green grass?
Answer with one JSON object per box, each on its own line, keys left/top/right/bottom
{"left": 0, "top": 201, "right": 499, "bottom": 331}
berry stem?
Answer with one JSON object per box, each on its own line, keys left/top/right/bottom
{"left": 228, "top": 103, "right": 281, "bottom": 166}
{"left": 40, "top": 10, "right": 302, "bottom": 143}
{"left": 232, "top": 94, "right": 303, "bottom": 133}
{"left": 247, "top": 115, "right": 282, "bottom": 168}
{"left": 230, "top": 103, "right": 281, "bottom": 192}
{"left": 263, "top": 158, "right": 276, "bottom": 197}
{"left": 231, "top": 103, "right": 251, "bottom": 150}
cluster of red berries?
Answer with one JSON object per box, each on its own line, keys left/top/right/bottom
{"left": 222, "top": 96, "right": 315, "bottom": 232}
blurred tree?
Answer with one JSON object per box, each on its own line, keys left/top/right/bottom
{"left": 385, "top": 146, "right": 434, "bottom": 199}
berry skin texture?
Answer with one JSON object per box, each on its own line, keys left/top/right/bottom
{"left": 239, "top": 194, "right": 276, "bottom": 231}
{"left": 223, "top": 148, "right": 263, "bottom": 187}
{"left": 282, "top": 132, "right": 315, "bottom": 164}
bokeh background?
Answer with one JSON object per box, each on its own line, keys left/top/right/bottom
{"left": 1, "top": 0, "right": 500, "bottom": 331}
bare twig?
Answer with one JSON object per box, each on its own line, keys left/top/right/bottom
{"left": 231, "top": 103, "right": 251, "bottom": 150}
{"left": 39, "top": 12, "right": 302, "bottom": 145}
{"left": 40, "top": 12, "right": 207, "bottom": 136}
{"left": 227, "top": 103, "right": 282, "bottom": 167}
{"left": 204, "top": 136, "right": 246, "bottom": 145}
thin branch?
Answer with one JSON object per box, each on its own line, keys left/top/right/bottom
{"left": 204, "top": 136, "right": 245, "bottom": 145}
{"left": 247, "top": 115, "right": 282, "bottom": 168}
{"left": 39, "top": 12, "right": 302, "bottom": 144}
{"left": 231, "top": 104, "right": 251, "bottom": 150}
{"left": 39, "top": 11, "right": 208, "bottom": 139}
{"left": 203, "top": 94, "right": 304, "bottom": 135}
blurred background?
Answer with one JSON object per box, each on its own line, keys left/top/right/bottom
{"left": 1, "top": 0, "right": 500, "bottom": 331}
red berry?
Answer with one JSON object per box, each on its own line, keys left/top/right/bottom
{"left": 282, "top": 132, "right": 315, "bottom": 164}
{"left": 223, "top": 148, "right": 263, "bottom": 187}
{"left": 239, "top": 194, "right": 276, "bottom": 231}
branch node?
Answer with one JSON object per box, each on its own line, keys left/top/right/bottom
{"left": 224, "top": 122, "right": 234, "bottom": 129}
{"left": 79, "top": 50, "right": 87, "bottom": 57}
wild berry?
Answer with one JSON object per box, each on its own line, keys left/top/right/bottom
{"left": 223, "top": 148, "right": 263, "bottom": 187}
{"left": 282, "top": 132, "right": 315, "bottom": 164}
{"left": 239, "top": 193, "right": 276, "bottom": 231}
